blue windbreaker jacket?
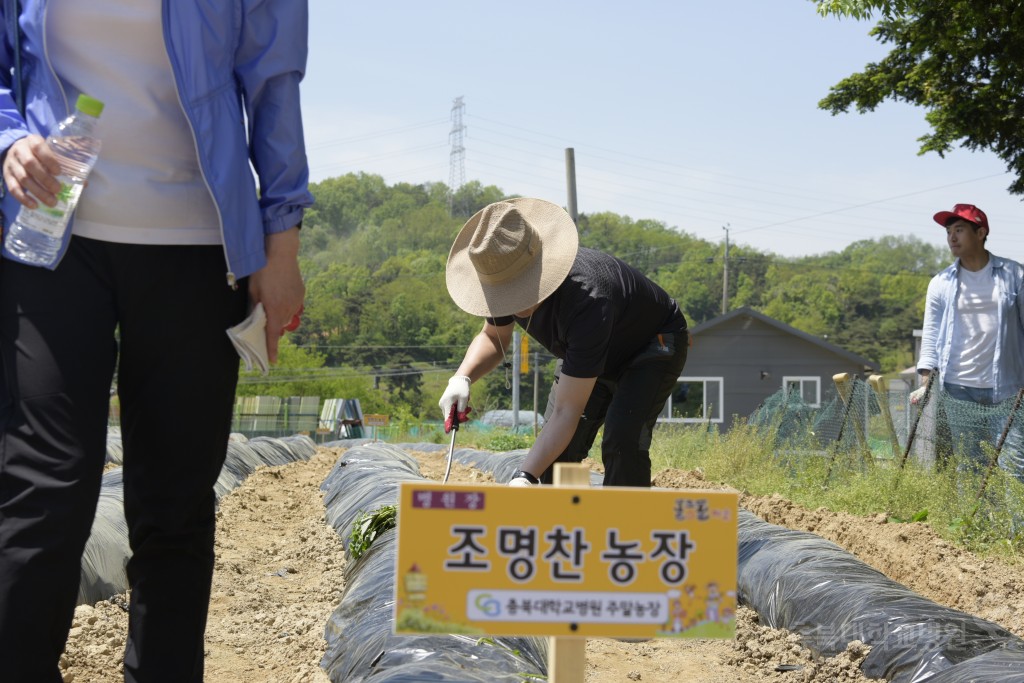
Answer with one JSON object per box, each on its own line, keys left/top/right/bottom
{"left": 0, "top": 0, "right": 313, "bottom": 282}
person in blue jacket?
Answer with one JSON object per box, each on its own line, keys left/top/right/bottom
{"left": 0, "top": 3, "right": 312, "bottom": 681}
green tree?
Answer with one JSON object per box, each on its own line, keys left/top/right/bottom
{"left": 449, "top": 181, "right": 508, "bottom": 219}
{"left": 812, "top": 0, "right": 1024, "bottom": 194}
{"left": 299, "top": 262, "right": 373, "bottom": 364}
{"left": 305, "top": 172, "right": 388, "bottom": 238}
{"left": 762, "top": 269, "right": 843, "bottom": 338}
{"left": 577, "top": 212, "right": 686, "bottom": 272}
{"left": 759, "top": 235, "right": 945, "bottom": 367}
{"left": 575, "top": 211, "right": 731, "bottom": 324}
{"left": 236, "top": 337, "right": 377, "bottom": 405}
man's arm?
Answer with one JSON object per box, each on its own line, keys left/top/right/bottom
{"left": 248, "top": 226, "right": 303, "bottom": 364}
{"left": 1017, "top": 268, "right": 1024, "bottom": 332}
{"left": 517, "top": 374, "right": 597, "bottom": 478}
{"left": 910, "top": 279, "right": 945, "bottom": 404}
{"left": 439, "top": 320, "right": 515, "bottom": 420}
{"left": 917, "top": 276, "right": 944, "bottom": 373}
{"left": 454, "top": 320, "right": 514, "bottom": 382}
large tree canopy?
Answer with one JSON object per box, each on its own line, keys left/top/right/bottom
{"left": 813, "top": 0, "right": 1024, "bottom": 195}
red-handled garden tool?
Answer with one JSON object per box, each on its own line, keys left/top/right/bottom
{"left": 443, "top": 405, "right": 471, "bottom": 484}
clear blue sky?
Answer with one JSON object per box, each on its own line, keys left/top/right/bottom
{"left": 303, "top": 0, "right": 1023, "bottom": 261}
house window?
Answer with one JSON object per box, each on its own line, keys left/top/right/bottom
{"left": 782, "top": 376, "right": 820, "bottom": 407}
{"left": 659, "top": 377, "right": 724, "bottom": 423}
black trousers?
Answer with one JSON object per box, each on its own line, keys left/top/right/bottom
{"left": 542, "top": 330, "right": 689, "bottom": 486}
{"left": 0, "top": 237, "right": 247, "bottom": 683}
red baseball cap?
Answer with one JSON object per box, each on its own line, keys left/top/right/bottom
{"left": 933, "top": 204, "right": 989, "bottom": 231}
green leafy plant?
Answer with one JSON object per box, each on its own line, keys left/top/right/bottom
{"left": 348, "top": 505, "right": 397, "bottom": 560}
{"left": 484, "top": 432, "right": 534, "bottom": 452}
{"left": 888, "top": 509, "right": 928, "bottom": 524}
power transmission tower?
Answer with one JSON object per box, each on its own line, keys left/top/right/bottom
{"left": 447, "top": 96, "right": 466, "bottom": 216}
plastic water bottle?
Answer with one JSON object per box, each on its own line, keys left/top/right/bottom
{"left": 4, "top": 93, "right": 104, "bottom": 267}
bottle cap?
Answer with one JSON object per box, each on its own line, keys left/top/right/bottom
{"left": 75, "top": 94, "right": 105, "bottom": 118}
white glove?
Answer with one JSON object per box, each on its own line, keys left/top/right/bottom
{"left": 439, "top": 375, "right": 471, "bottom": 419}
{"left": 909, "top": 385, "right": 927, "bottom": 404}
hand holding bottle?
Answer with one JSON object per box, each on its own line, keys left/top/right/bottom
{"left": 2, "top": 134, "right": 64, "bottom": 210}
{"left": 3, "top": 93, "right": 104, "bottom": 268}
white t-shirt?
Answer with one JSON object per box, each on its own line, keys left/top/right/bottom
{"left": 46, "top": 0, "right": 221, "bottom": 245}
{"left": 946, "top": 261, "right": 998, "bottom": 388}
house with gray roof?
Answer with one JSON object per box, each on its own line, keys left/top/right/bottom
{"left": 660, "top": 306, "right": 879, "bottom": 430}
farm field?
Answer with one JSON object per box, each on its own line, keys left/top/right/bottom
{"left": 59, "top": 444, "right": 1024, "bottom": 682}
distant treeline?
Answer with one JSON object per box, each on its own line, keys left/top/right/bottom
{"left": 250, "top": 172, "right": 948, "bottom": 421}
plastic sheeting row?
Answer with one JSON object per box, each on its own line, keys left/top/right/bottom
{"left": 318, "top": 441, "right": 548, "bottom": 682}
{"left": 321, "top": 440, "right": 1024, "bottom": 683}
{"left": 738, "top": 512, "right": 1024, "bottom": 683}
{"left": 79, "top": 433, "right": 318, "bottom": 605}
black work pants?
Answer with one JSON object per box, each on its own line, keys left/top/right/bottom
{"left": 542, "top": 330, "right": 688, "bottom": 486}
{"left": 0, "top": 237, "right": 247, "bottom": 683}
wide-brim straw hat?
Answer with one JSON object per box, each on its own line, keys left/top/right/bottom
{"left": 446, "top": 198, "right": 579, "bottom": 317}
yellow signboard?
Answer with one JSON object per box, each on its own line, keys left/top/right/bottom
{"left": 394, "top": 483, "right": 737, "bottom": 639}
{"left": 363, "top": 414, "right": 389, "bottom": 427}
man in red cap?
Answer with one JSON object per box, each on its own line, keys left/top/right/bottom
{"left": 913, "top": 204, "right": 1024, "bottom": 478}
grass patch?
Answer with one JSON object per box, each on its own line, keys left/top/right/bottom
{"left": 381, "top": 408, "right": 1024, "bottom": 561}
{"left": 483, "top": 432, "right": 534, "bottom": 452}
{"left": 649, "top": 420, "right": 1024, "bottom": 561}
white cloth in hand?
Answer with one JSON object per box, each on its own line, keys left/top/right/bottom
{"left": 439, "top": 375, "right": 471, "bottom": 419}
{"left": 909, "top": 385, "right": 928, "bottom": 404}
{"left": 226, "top": 303, "right": 269, "bottom": 376}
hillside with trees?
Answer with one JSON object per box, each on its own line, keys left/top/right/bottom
{"left": 247, "top": 172, "right": 949, "bottom": 421}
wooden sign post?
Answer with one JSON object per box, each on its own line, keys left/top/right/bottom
{"left": 363, "top": 413, "right": 389, "bottom": 442}
{"left": 548, "top": 463, "right": 591, "bottom": 683}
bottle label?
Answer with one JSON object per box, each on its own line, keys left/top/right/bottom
{"left": 17, "top": 180, "right": 82, "bottom": 238}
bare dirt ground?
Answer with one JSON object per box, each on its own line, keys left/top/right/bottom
{"left": 58, "top": 445, "right": 1023, "bottom": 682}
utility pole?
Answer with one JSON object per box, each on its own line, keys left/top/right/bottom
{"left": 721, "top": 223, "right": 730, "bottom": 315}
{"left": 533, "top": 351, "right": 540, "bottom": 437}
{"left": 447, "top": 96, "right": 466, "bottom": 216}
{"left": 512, "top": 330, "right": 521, "bottom": 432}
{"left": 565, "top": 148, "right": 578, "bottom": 222}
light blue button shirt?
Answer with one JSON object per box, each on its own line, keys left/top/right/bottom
{"left": 918, "top": 254, "right": 1024, "bottom": 402}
